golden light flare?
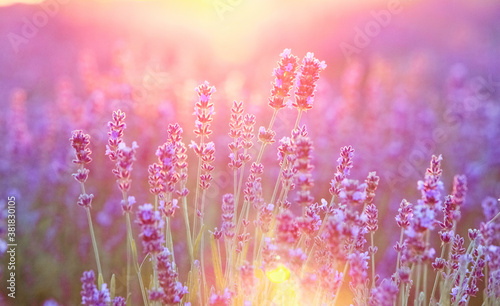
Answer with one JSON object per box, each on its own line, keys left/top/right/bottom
{"left": 0, "top": 0, "right": 42, "bottom": 5}
{"left": 266, "top": 264, "right": 291, "bottom": 284}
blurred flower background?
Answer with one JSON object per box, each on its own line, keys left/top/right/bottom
{"left": 0, "top": 0, "right": 500, "bottom": 304}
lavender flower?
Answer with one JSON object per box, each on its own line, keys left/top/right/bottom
{"left": 293, "top": 52, "right": 326, "bottom": 112}
{"left": 136, "top": 204, "right": 164, "bottom": 254}
{"left": 106, "top": 109, "right": 126, "bottom": 162}
{"left": 269, "top": 48, "right": 299, "bottom": 110}
{"left": 329, "top": 146, "right": 355, "bottom": 197}
{"left": 297, "top": 202, "right": 322, "bottom": 236}
{"left": 194, "top": 81, "right": 216, "bottom": 138}
{"left": 275, "top": 210, "right": 300, "bottom": 246}
{"left": 112, "top": 141, "right": 138, "bottom": 193}
{"left": 293, "top": 126, "right": 315, "bottom": 207}
{"left": 451, "top": 175, "right": 467, "bottom": 215}
{"left": 369, "top": 279, "right": 398, "bottom": 306}
{"left": 417, "top": 154, "right": 444, "bottom": 210}
{"left": 257, "top": 126, "right": 276, "bottom": 144}
{"left": 149, "top": 248, "right": 188, "bottom": 304}
{"left": 113, "top": 296, "right": 126, "bottom": 306}
{"left": 395, "top": 199, "right": 413, "bottom": 229}
{"left": 348, "top": 251, "right": 369, "bottom": 288}
{"left": 338, "top": 179, "right": 367, "bottom": 206}
{"left": 221, "top": 194, "right": 235, "bottom": 239}
{"left": 208, "top": 288, "right": 232, "bottom": 306}
{"left": 80, "top": 270, "right": 111, "bottom": 305}
{"left": 228, "top": 101, "right": 244, "bottom": 170}
{"left": 258, "top": 203, "right": 274, "bottom": 234}
{"left": 70, "top": 130, "right": 92, "bottom": 166}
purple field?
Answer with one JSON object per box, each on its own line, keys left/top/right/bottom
{"left": 0, "top": 0, "right": 500, "bottom": 305}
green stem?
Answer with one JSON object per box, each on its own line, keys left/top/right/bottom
{"left": 415, "top": 263, "right": 422, "bottom": 306}
{"left": 200, "top": 189, "right": 207, "bottom": 305}
{"left": 193, "top": 134, "right": 205, "bottom": 241}
{"left": 121, "top": 191, "right": 131, "bottom": 301}
{"left": 233, "top": 169, "right": 238, "bottom": 225}
{"left": 126, "top": 233, "right": 131, "bottom": 300}
{"left": 332, "top": 262, "right": 350, "bottom": 305}
{"left": 430, "top": 244, "right": 447, "bottom": 304}
{"left": 126, "top": 213, "right": 149, "bottom": 306}
{"left": 152, "top": 254, "right": 159, "bottom": 306}
{"left": 235, "top": 148, "right": 248, "bottom": 206}
{"left": 454, "top": 241, "right": 477, "bottom": 305}
{"left": 193, "top": 155, "right": 202, "bottom": 241}
{"left": 270, "top": 156, "right": 287, "bottom": 207}
{"left": 396, "top": 228, "right": 404, "bottom": 272}
{"left": 487, "top": 211, "right": 500, "bottom": 225}
{"left": 294, "top": 110, "right": 303, "bottom": 130}
{"left": 78, "top": 173, "right": 103, "bottom": 279}
{"left": 181, "top": 195, "right": 194, "bottom": 263}
{"left": 254, "top": 109, "right": 278, "bottom": 166}
{"left": 423, "top": 230, "right": 430, "bottom": 303}
{"left": 370, "top": 232, "right": 376, "bottom": 289}
{"left": 85, "top": 207, "right": 103, "bottom": 278}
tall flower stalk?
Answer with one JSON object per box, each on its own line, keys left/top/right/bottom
{"left": 191, "top": 81, "right": 216, "bottom": 301}
{"left": 105, "top": 110, "right": 147, "bottom": 304}
{"left": 66, "top": 48, "right": 499, "bottom": 306}
{"left": 70, "top": 130, "right": 103, "bottom": 286}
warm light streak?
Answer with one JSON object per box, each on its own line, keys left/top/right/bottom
{"left": 266, "top": 265, "right": 291, "bottom": 284}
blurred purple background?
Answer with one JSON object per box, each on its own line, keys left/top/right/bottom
{"left": 1, "top": 0, "right": 499, "bottom": 303}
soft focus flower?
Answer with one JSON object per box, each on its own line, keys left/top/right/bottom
{"left": 70, "top": 130, "right": 92, "bottom": 166}
{"left": 348, "top": 251, "right": 369, "bottom": 288}
{"left": 269, "top": 48, "right": 299, "bottom": 110}
{"left": 329, "top": 146, "right": 355, "bottom": 197}
{"left": 369, "top": 279, "right": 398, "bottom": 306}
{"left": 208, "top": 288, "right": 232, "bottom": 306}
{"left": 194, "top": 81, "right": 216, "bottom": 138}
{"left": 149, "top": 248, "right": 188, "bottom": 304}
{"left": 221, "top": 194, "right": 235, "bottom": 239}
{"left": 293, "top": 52, "right": 326, "bottom": 112}
{"left": 80, "top": 270, "right": 111, "bottom": 305}
{"left": 106, "top": 109, "right": 126, "bottom": 162}
{"left": 136, "top": 203, "right": 164, "bottom": 254}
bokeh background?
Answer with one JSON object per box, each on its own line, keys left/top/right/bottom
{"left": 1, "top": 0, "right": 500, "bottom": 304}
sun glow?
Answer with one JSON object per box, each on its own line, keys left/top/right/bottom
{"left": 266, "top": 265, "right": 291, "bottom": 284}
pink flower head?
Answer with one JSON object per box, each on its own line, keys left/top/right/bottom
{"left": 417, "top": 154, "right": 444, "bottom": 210}
{"left": 293, "top": 52, "right": 326, "bottom": 112}
{"left": 364, "top": 172, "right": 380, "bottom": 206}
{"left": 113, "top": 141, "right": 138, "bottom": 193}
{"left": 258, "top": 126, "right": 276, "bottom": 144}
{"left": 258, "top": 203, "right": 274, "bottom": 233}
{"left": 221, "top": 194, "right": 235, "bottom": 239}
{"left": 329, "top": 146, "right": 355, "bottom": 197}
{"left": 106, "top": 110, "right": 126, "bottom": 162}
{"left": 194, "top": 81, "right": 216, "bottom": 138}
{"left": 338, "top": 179, "right": 367, "bottom": 205}
{"left": 77, "top": 193, "right": 94, "bottom": 209}
{"left": 136, "top": 204, "right": 164, "bottom": 254}
{"left": 80, "top": 270, "right": 111, "bottom": 305}
{"left": 208, "top": 288, "right": 232, "bottom": 306}
{"left": 268, "top": 48, "right": 299, "bottom": 110}
{"left": 395, "top": 199, "right": 413, "bottom": 229}
{"left": 149, "top": 249, "right": 188, "bottom": 304}
{"left": 348, "top": 251, "right": 369, "bottom": 288}
{"left": 70, "top": 130, "right": 92, "bottom": 165}
{"left": 276, "top": 210, "right": 300, "bottom": 245}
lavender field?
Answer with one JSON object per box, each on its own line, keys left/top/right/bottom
{"left": 1, "top": 0, "right": 500, "bottom": 305}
